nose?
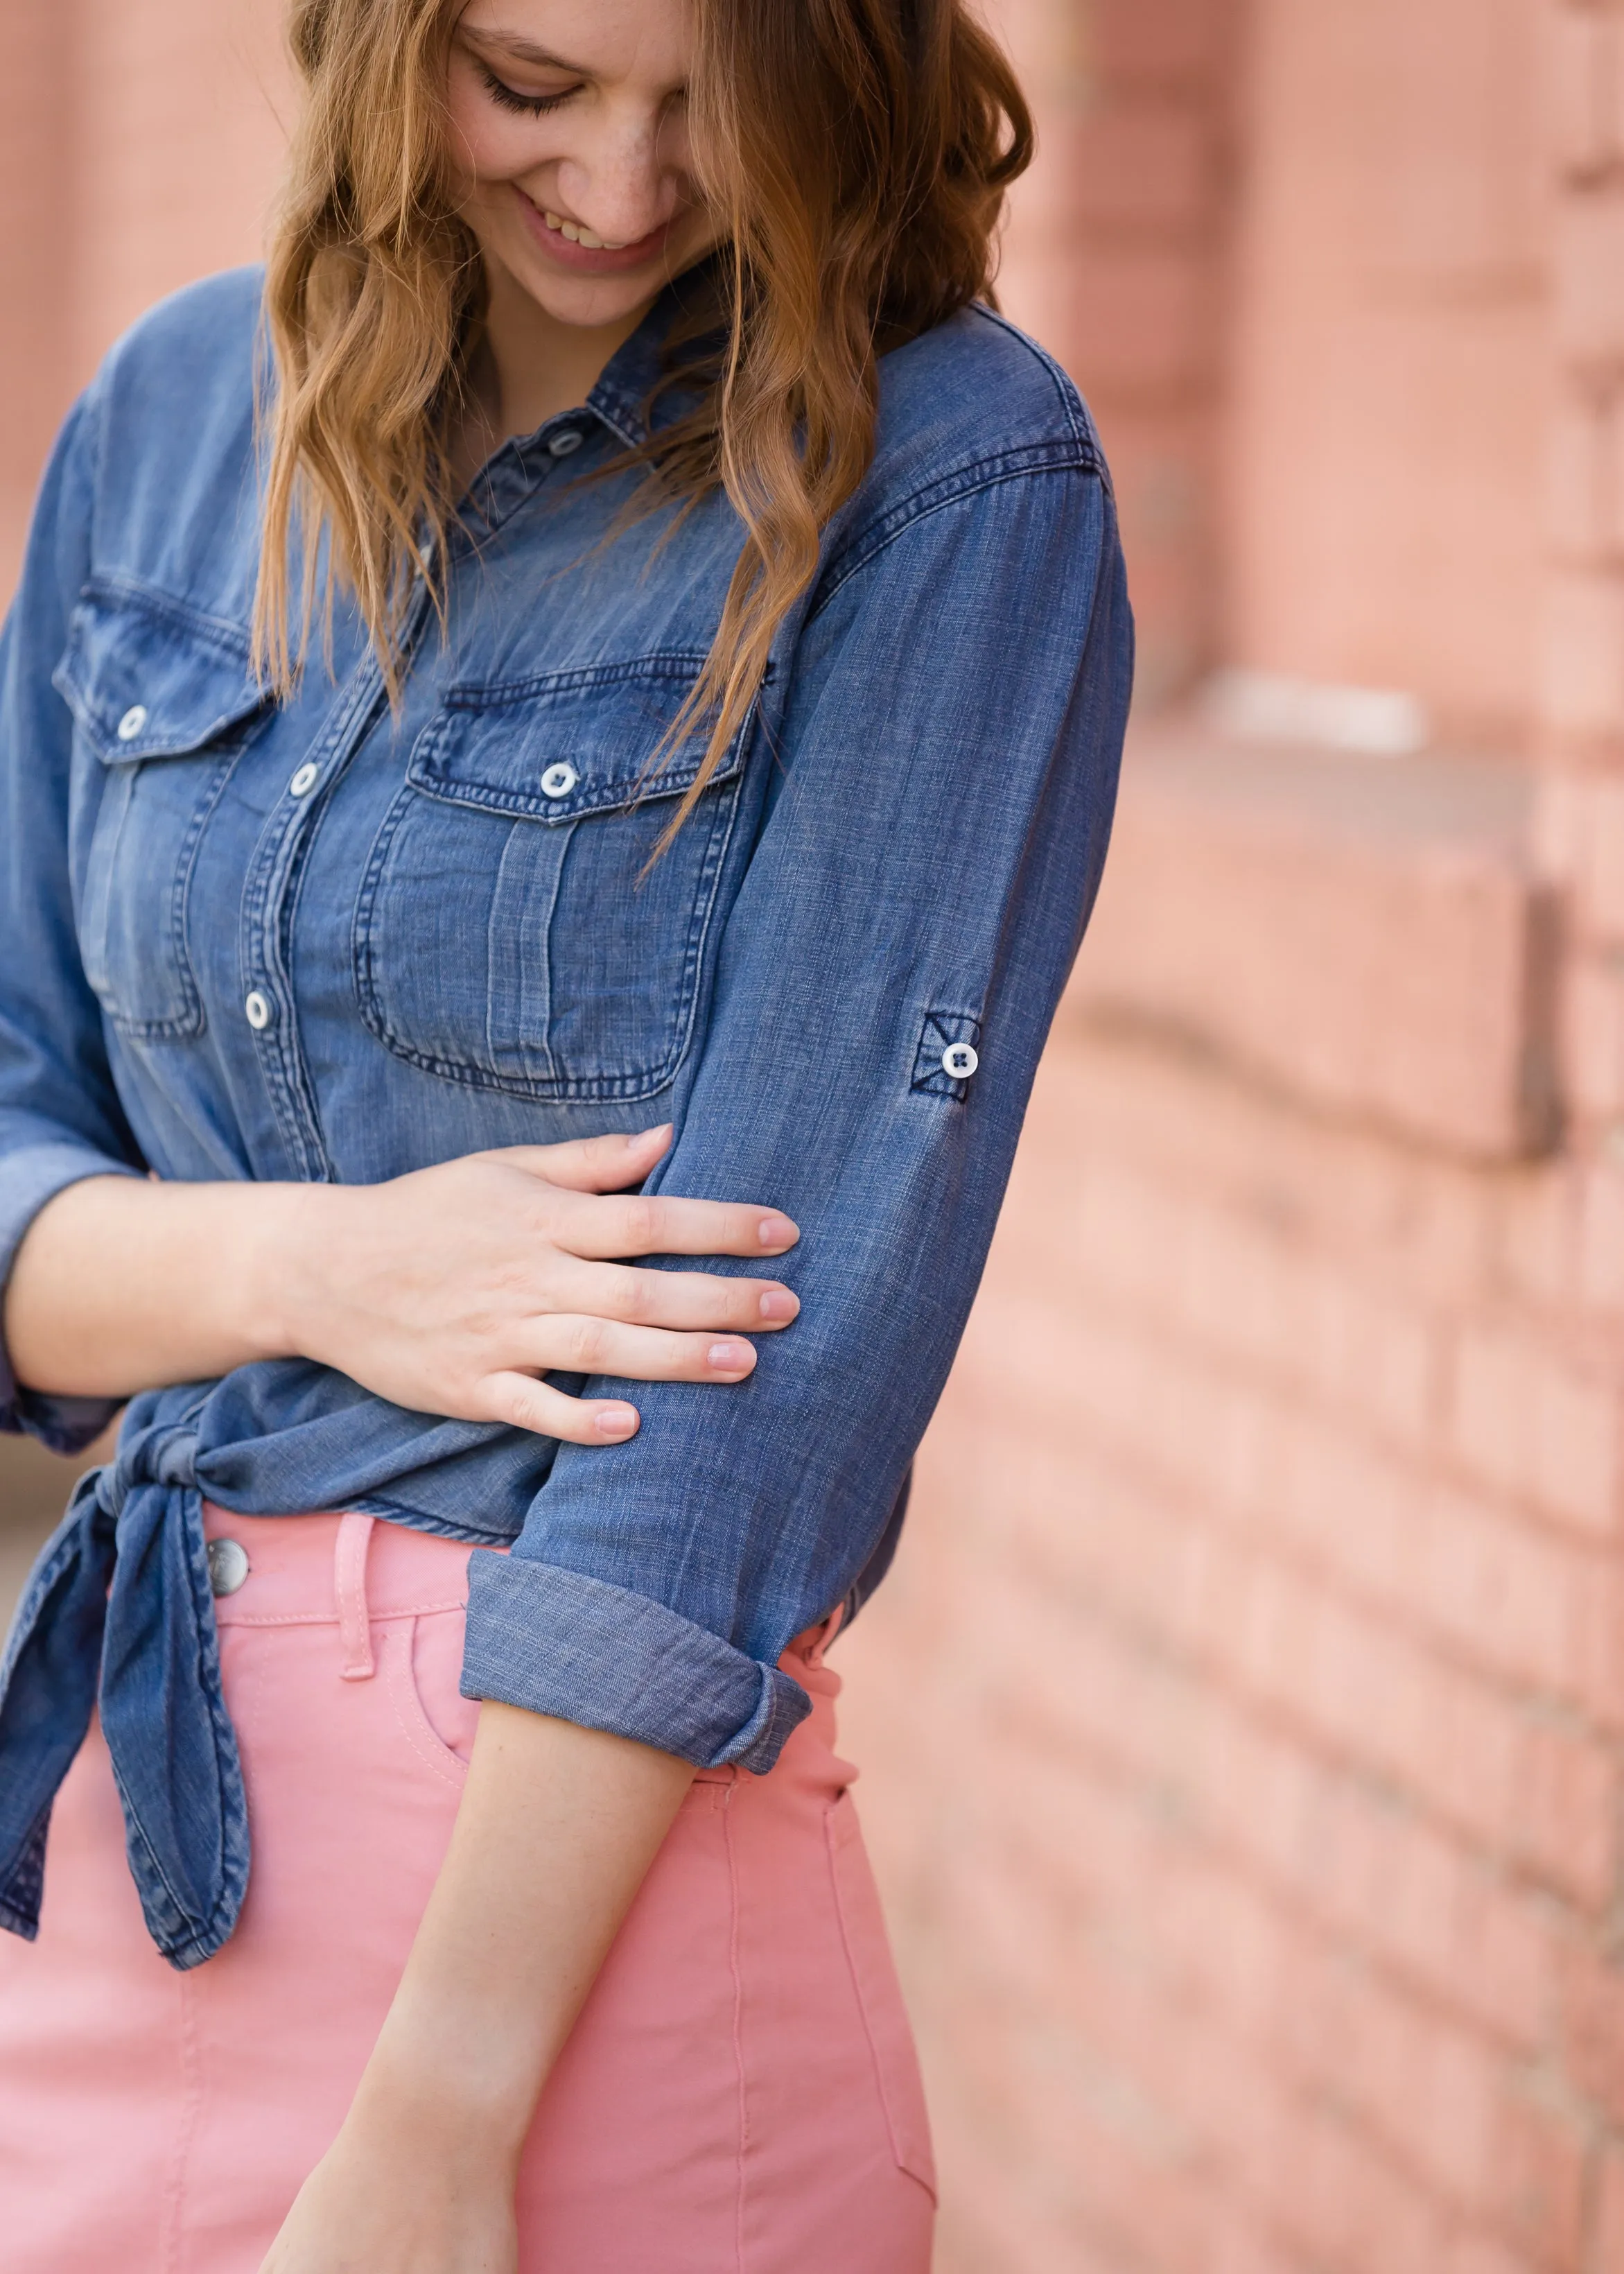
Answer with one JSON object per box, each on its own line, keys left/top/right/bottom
{"left": 550, "top": 106, "right": 675, "bottom": 248}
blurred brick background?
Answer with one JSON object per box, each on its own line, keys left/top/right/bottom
{"left": 6, "top": 2, "right": 1624, "bottom": 2271}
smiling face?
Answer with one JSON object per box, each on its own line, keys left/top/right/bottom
{"left": 445, "top": 0, "right": 722, "bottom": 338}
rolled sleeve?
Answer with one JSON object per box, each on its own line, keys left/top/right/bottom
{"left": 0, "top": 1143, "right": 140, "bottom": 1450}
{"left": 462, "top": 450, "right": 1133, "bottom": 1769}
{"left": 462, "top": 1552, "right": 810, "bottom": 1769}
{"left": 0, "top": 390, "right": 148, "bottom": 1450}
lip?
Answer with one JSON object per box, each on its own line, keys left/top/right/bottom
{"left": 514, "top": 188, "right": 674, "bottom": 275}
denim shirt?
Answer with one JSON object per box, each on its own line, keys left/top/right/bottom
{"left": 0, "top": 268, "right": 1130, "bottom": 1966}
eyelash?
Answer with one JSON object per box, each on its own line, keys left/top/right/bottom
{"left": 478, "top": 64, "right": 577, "bottom": 116}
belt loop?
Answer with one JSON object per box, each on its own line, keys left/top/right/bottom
{"left": 334, "top": 1513, "right": 377, "bottom": 1681}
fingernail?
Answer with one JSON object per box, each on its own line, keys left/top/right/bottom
{"left": 595, "top": 1404, "right": 638, "bottom": 1438}
{"left": 758, "top": 1289, "right": 798, "bottom": 1321}
{"left": 708, "top": 1341, "right": 755, "bottom": 1373}
{"left": 757, "top": 1214, "right": 798, "bottom": 1248}
{"left": 634, "top": 1123, "right": 673, "bottom": 1145}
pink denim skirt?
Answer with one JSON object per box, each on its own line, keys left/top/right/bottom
{"left": 0, "top": 1507, "right": 934, "bottom": 2271}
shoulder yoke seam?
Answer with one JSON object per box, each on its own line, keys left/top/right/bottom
{"left": 809, "top": 451, "right": 1101, "bottom": 623}
{"left": 965, "top": 304, "right": 1093, "bottom": 456}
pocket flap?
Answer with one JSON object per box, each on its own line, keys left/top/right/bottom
{"left": 407, "top": 652, "right": 753, "bottom": 823}
{"left": 53, "top": 581, "right": 267, "bottom": 763}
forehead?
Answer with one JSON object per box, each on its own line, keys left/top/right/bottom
{"left": 455, "top": 0, "right": 695, "bottom": 83}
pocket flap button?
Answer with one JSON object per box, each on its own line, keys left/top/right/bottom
{"left": 942, "top": 1041, "right": 979, "bottom": 1079}
{"left": 541, "top": 762, "right": 579, "bottom": 799}
{"left": 207, "top": 1538, "right": 250, "bottom": 1597}
{"left": 116, "top": 704, "right": 148, "bottom": 741}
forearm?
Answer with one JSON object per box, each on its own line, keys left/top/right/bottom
{"left": 3, "top": 1172, "right": 315, "bottom": 1397}
{"left": 340, "top": 1707, "right": 692, "bottom": 2167}
{"left": 1, "top": 1133, "right": 800, "bottom": 1443}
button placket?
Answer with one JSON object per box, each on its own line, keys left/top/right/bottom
{"left": 238, "top": 612, "right": 425, "bottom": 1180}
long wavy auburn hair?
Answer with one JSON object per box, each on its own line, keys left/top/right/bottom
{"left": 255, "top": 0, "right": 1033, "bottom": 842}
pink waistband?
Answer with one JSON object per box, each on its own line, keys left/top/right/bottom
{"left": 200, "top": 1505, "right": 844, "bottom": 1673}
{"left": 201, "top": 1505, "right": 477, "bottom": 1628}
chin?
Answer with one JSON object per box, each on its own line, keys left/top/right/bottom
{"left": 484, "top": 235, "right": 656, "bottom": 329}
{"left": 531, "top": 271, "right": 661, "bottom": 329}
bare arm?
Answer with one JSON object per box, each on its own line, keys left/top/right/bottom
{"left": 3, "top": 1126, "right": 799, "bottom": 1443}
{"left": 260, "top": 1705, "right": 695, "bottom": 2274}
{"left": 7, "top": 1172, "right": 326, "bottom": 1400}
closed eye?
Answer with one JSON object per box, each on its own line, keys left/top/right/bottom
{"left": 478, "top": 64, "right": 580, "bottom": 116}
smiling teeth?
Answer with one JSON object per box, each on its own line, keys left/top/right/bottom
{"left": 542, "top": 209, "right": 626, "bottom": 251}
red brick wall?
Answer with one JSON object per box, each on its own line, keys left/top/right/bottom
{"left": 831, "top": 3, "right": 1624, "bottom": 2268}
{"left": 0, "top": 0, "right": 289, "bottom": 597}
{"left": 840, "top": 1003, "right": 1624, "bottom": 2271}
{"left": 1223, "top": 0, "right": 1550, "bottom": 745}
{"left": 994, "top": 0, "right": 1239, "bottom": 704}
{"left": 6, "top": 6, "right": 1624, "bottom": 2271}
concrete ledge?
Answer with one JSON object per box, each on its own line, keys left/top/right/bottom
{"left": 1068, "top": 711, "right": 1557, "bottom": 1161}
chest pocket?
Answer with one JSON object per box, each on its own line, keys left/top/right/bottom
{"left": 53, "top": 584, "right": 269, "bottom": 1037}
{"left": 355, "top": 654, "right": 753, "bottom": 1102}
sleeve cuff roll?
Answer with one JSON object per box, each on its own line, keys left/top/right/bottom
{"left": 460, "top": 1551, "right": 813, "bottom": 1774}
{"left": 0, "top": 1143, "right": 141, "bottom": 1451}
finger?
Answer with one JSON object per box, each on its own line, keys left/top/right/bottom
{"left": 475, "top": 1373, "right": 642, "bottom": 1443}
{"left": 514, "top": 1315, "right": 760, "bottom": 1385}
{"left": 559, "top": 1260, "right": 800, "bottom": 1332}
{"left": 479, "top": 1126, "right": 674, "bottom": 1195}
{"left": 552, "top": 1190, "right": 800, "bottom": 1262}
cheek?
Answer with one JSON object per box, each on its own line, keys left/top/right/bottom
{"left": 442, "top": 69, "right": 556, "bottom": 193}
{"left": 659, "top": 115, "right": 721, "bottom": 228}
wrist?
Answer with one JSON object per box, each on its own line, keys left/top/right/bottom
{"left": 243, "top": 1181, "right": 345, "bottom": 1364}
{"left": 354, "top": 1995, "right": 549, "bottom": 2172}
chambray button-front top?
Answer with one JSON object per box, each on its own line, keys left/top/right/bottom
{"left": 207, "top": 1538, "right": 250, "bottom": 1597}
{"left": 942, "top": 1041, "right": 979, "bottom": 1079}
{"left": 289, "top": 763, "right": 319, "bottom": 797}
{"left": 116, "top": 704, "right": 147, "bottom": 741}
{"left": 0, "top": 266, "right": 1133, "bottom": 1968}
{"left": 548, "top": 428, "right": 584, "bottom": 458}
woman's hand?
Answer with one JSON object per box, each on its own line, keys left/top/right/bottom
{"left": 274, "top": 1125, "right": 799, "bottom": 1441}
{"left": 5, "top": 1125, "right": 799, "bottom": 1441}
{"left": 258, "top": 2126, "right": 518, "bottom": 2274}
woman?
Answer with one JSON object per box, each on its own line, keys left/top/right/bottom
{"left": 0, "top": 0, "right": 1130, "bottom": 2264}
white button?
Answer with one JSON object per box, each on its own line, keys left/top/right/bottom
{"left": 541, "top": 762, "right": 579, "bottom": 799}
{"left": 289, "top": 763, "right": 319, "bottom": 797}
{"left": 548, "top": 428, "right": 584, "bottom": 458}
{"left": 207, "top": 1538, "right": 251, "bottom": 1597}
{"left": 116, "top": 704, "right": 148, "bottom": 741}
{"left": 941, "top": 1041, "right": 979, "bottom": 1079}
{"left": 244, "top": 990, "right": 272, "bottom": 1031}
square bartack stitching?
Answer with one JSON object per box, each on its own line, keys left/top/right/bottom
{"left": 911, "top": 1010, "right": 982, "bottom": 1101}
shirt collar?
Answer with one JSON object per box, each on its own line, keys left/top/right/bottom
{"left": 586, "top": 257, "right": 725, "bottom": 449}
{"left": 455, "top": 261, "right": 723, "bottom": 539}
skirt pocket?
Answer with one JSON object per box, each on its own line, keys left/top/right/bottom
{"left": 825, "top": 1790, "right": 937, "bottom": 2198}
{"left": 381, "top": 1610, "right": 479, "bottom": 1786}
